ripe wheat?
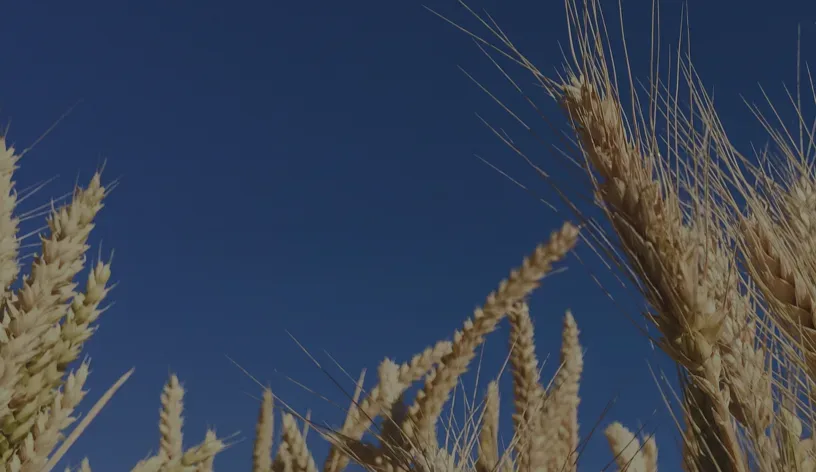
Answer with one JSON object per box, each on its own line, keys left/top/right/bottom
{"left": 9, "top": 0, "right": 816, "bottom": 471}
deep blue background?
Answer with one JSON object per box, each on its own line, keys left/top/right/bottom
{"left": 0, "top": 0, "right": 812, "bottom": 470}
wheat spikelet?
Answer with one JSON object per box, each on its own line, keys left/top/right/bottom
{"left": 53, "top": 259, "right": 112, "bottom": 371}
{"left": 180, "top": 430, "right": 223, "bottom": 470}
{"left": 62, "top": 457, "right": 92, "bottom": 472}
{"left": 130, "top": 455, "right": 165, "bottom": 472}
{"left": 415, "top": 447, "right": 465, "bottom": 472}
{"left": 774, "top": 409, "right": 812, "bottom": 471}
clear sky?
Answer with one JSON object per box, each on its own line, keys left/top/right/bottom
{"left": 1, "top": 0, "right": 814, "bottom": 470}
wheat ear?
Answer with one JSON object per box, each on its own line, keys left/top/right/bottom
{"left": 129, "top": 375, "right": 224, "bottom": 472}
{"left": 537, "top": 310, "right": 583, "bottom": 472}
{"left": 159, "top": 375, "right": 185, "bottom": 464}
{"left": 557, "top": 69, "right": 747, "bottom": 470}
{"left": 605, "top": 422, "right": 658, "bottom": 472}
{"left": 12, "top": 362, "right": 89, "bottom": 472}
{"left": 401, "top": 222, "right": 578, "bottom": 450}
{"left": 1, "top": 174, "right": 106, "bottom": 455}
{"left": 0, "top": 137, "right": 19, "bottom": 291}
{"left": 323, "top": 340, "right": 451, "bottom": 472}
{"left": 506, "top": 301, "right": 544, "bottom": 472}
{"left": 273, "top": 414, "right": 317, "bottom": 472}
{"left": 253, "top": 389, "right": 274, "bottom": 472}
{"left": 475, "top": 381, "right": 499, "bottom": 472}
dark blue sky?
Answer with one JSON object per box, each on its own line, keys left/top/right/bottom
{"left": 1, "top": 0, "right": 814, "bottom": 470}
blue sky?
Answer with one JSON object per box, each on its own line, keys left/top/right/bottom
{"left": 1, "top": 0, "right": 814, "bottom": 470}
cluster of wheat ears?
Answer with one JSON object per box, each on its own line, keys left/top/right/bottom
{"left": 3, "top": 0, "right": 816, "bottom": 471}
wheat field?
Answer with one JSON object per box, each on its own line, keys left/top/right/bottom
{"left": 4, "top": 0, "right": 816, "bottom": 471}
